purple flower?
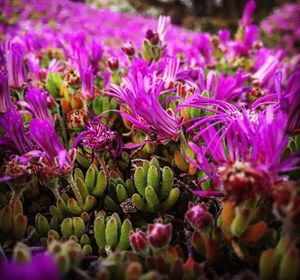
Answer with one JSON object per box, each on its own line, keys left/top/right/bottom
{"left": 79, "top": 66, "right": 95, "bottom": 100}
{"left": 0, "top": 253, "right": 61, "bottom": 280}
{"left": 109, "top": 71, "right": 180, "bottom": 142}
{"left": 6, "top": 41, "right": 28, "bottom": 88}
{"left": 240, "top": 0, "right": 256, "bottom": 27}
{"left": 232, "top": 25, "right": 258, "bottom": 56}
{"left": 0, "top": 73, "right": 12, "bottom": 113}
{"left": 29, "top": 119, "right": 76, "bottom": 176}
{"left": 19, "top": 87, "right": 53, "bottom": 122}
{"left": 72, "top": 118, "right": 122, "bottom": 157}
{"left": 0, "top": 108, "right": 33, "bottom": 155}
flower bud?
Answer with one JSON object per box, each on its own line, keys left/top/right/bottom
{"left": 147, "top": 222, "right": 172, "bottom": 248}
{"left": 185, "top": 203, "right": 213, "bottom": 230}
{"left": 122, "top": 41, "right": 135, "bottom": 56}
{"left": 107, "top": 57, "right": 119, "bottom": 71}
{"left": 130, "top": 230, "right": 148, "bottom": 253}
{"left": 145, "top": 29, "right": 159, "bottom": 45}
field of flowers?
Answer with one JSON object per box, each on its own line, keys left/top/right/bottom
{"left": 0, "top": 0, "right": 299, "bottom": 279}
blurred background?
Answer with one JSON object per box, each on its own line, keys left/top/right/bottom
{"left": 80, "top": 0, "right": 298, "bottom": 32}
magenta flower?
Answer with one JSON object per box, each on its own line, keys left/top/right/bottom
{"left": 6, "top": 41, "right": 28, "bottom": 88}
{"left": 29, "top": 119, "right": 76, "bottom": 176}
{"left": 196, "top": 34, "right": 216, "bottom": 67}
{"left": 109, "top": 71, "right": 180, "bottom": 142}
{"left": 188, "top": 108, "right": 299, "bottom": 200}
{"left": 252, "top": 49, "right": 283, "bottom": 87}
{"left": 232, "top": 25, "right": 258, "bottom": 56}
{"left": 197, "top": 68, "right": 248, "bottom": 101}
{"left": 0, "top": 253, "right": 61, "bottom": 280}
{"left": 0, "top": 73, "right": 12, "bottom": 113}
{"left": 19, "top": 87, "right": 53, "bottom": 122}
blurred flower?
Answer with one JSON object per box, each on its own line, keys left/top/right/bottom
{"left": 197, "top": 34, "right": 216, "bottom": 67}
{"left": 240, "top": 0, "right": 256, "bottom": 27}
{"left": 0, "top": 253, "right": 61, "bottom": 280}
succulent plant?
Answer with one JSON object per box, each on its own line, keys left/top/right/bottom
{"left": 94, "top": 211, "right": 132, "bottom": 252}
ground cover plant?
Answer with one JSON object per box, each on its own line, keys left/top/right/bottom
{"left": 0, "top": 0, "right": 300, "bottom": 279}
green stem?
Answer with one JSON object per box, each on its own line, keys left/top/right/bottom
{"left": 66, "top": 174, "right": 83, "bottom": 205}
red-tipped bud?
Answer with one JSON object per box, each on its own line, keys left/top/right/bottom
{"left": 185, "top": 203, "right": 213, "bottom": 230}
{"left": 122, "top": 41, "right": 135, "bottom": 56}
{"left": 130, "top": 230, "right": 148, "bottom": 253}
{"left": 47, "top": 95, "right": 57, "bottom": 109}
{"left": 145, "top": 29, "right": 159, "bottom": 45}
{"left": 107, "top": 57, "right": 119, "bottom": 71}
{"left": 147, "top": 222, "right": 172, "bottom": 248}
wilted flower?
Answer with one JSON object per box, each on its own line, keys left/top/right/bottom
{"left": 6, "top": 41, "right": 28, "bottom": 88}
{"left": 147, "top": 222, "right": 172, "bottom": 248}
{"left": 72, "top": 118, "right": 122, "bottom": 157}
{"left": 66, "top": 109, "right": 87, "bottom": 130}
{"left": 186, "top": 202, "right": 213, "bottom": 230}
{"left": 129, "top": 229, "right": 148, "bottom": 253}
